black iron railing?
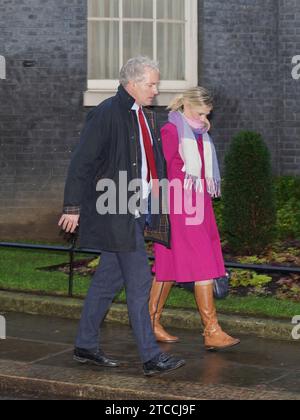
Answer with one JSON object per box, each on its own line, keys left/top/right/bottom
{"left": 1, "top": 240, "right": 300, "bottom": 297}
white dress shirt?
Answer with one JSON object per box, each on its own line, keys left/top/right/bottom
{"left": 131, "top": 102, "right": 153, "bottom": 200}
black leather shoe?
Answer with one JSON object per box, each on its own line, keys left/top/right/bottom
{"left": 74, "top": 347, "right": 120, "bottom": 368}
{"left": 143, "top": 353, "right": 186, "bottom": 376}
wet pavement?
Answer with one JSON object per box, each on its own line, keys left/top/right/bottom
{"left": 0, "top": 312, "right": 300, "bottom": 400}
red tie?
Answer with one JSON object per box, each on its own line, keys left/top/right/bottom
{"left": 138, "top": 108, "right": 159, "bottom": 184}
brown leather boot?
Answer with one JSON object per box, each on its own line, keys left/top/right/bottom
{"left": 149, "top": 278, "right": 179, "bottom": 343}
{"left": 194, "top": 283, "right": 240, "bottom": 351}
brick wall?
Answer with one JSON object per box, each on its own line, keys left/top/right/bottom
{"left": 278, "top": 0, "right": 300, "bottom": 175}
{"left": 0, "top": 0, "right": 87, "bottom": 240}
{"left": 199, "top": 0, "right": 300, "bottom": 176}
{"left": 199, "top": 0, "right": 281, "bottom": 171}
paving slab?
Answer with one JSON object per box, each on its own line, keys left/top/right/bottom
{"left": 0, "top": 313, "right": 299, "bottom": 400}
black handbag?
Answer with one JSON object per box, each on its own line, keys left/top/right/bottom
{"left": 213, "top": 271, "right": 230, "bottom": 300}
{"left": 178, "top": 270, "right": 230, "bottom": 299}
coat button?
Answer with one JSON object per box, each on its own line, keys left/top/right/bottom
{"left": 133, "top": 162, "right": 137, "bottom": 167}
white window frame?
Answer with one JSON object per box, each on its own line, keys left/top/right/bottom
{"left": 84, "top": 0, "right": 198, "bottom": 106}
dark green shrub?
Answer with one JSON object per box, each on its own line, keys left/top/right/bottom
{"left": 274, "top": 176, "right": 300, "bottom": 207}
{"left": 276, "top": 199, "right": 300, "bottom": 240}
{"left": 274, "top": 176, "right": 300, "bottom": 240}
{"left": 222, "top": 131, "right": 276, "bottom": 255}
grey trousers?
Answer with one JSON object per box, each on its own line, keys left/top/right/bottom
{"left": 75, "top": 216, "right": 161, "bottom": 363}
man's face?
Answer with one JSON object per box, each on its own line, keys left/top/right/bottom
{"left": 128, "top": 68, "right": 160, "bottom": 106}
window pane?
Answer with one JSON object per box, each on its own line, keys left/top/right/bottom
{"left": 123, "top": 0, "right": 153, "bottom": 19}
{"left": 123, "top": 22, "right": 153, "bottom": 64}
{"left": 88, "top": 22, "right": 119, "bottom": 79}
{"left": 157, "top": 0, "right": 184, "bottom": 20}
{"left": 88, "top": 0, "right": 119, "bottom": 18}
{"left": 157, "top": 23, "right": 185, "bottom": 80}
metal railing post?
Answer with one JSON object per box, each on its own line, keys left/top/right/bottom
{"left": 68, "top": 235, "right": 77, "bottom": 298}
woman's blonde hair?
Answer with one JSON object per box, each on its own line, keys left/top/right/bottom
{"left": 168, "top": 87, "right": 213, "bottom": 111}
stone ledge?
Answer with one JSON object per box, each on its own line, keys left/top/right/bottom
{"left": 0, "top": 291, "right": 294, "bottom": 342}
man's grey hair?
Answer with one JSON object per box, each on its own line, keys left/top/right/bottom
{"left": 119, "top": 56, "right": 159, "bottom": 87}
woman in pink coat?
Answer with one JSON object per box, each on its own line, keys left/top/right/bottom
{"left": 149, "top": 87, "right": 240, "bottom": 351}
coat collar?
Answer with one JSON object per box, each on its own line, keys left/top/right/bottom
{"left": 117, "top": 84, "right": 136, "bottom": 110}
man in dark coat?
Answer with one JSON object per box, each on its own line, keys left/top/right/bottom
{"left": 59, "top": 56, "right": 185, "bottom": 376}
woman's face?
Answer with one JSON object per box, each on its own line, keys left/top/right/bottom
{"left": 183, "top": 101, "right": 212, "bottom": 125}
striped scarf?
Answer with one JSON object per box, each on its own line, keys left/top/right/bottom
{"left": 169, "top": 111, "right": 221, "bottom": 197}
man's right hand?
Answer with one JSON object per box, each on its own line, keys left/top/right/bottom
{"left": 58, "top": 214, "right": 80, "bottom": 234}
